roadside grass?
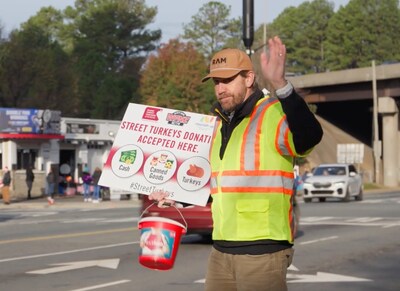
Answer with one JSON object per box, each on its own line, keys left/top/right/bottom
{"left": 363, "top": 182, "right": 400, "bottom": 193}
{"left": 364, "top": 183, "right": 387, "bottom": 190}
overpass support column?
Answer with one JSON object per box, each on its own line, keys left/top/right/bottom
{"left": 378, "top": 97, "right": 399, "bottom": 187}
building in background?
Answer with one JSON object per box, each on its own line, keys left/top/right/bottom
{"left": 0, "top": 107, "right": 124, "bottom": 200}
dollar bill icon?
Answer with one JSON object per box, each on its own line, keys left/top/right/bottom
{"left": 119, "top": 150, "right": 137, "bottom": 164}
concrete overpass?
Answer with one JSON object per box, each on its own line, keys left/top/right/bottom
{"left": 288, "top": 63, "right": 400, "bottom": 187}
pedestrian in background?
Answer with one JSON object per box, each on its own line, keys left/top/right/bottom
{"left": 91, "top": 167, "right": 102, "bottom": 203}
{"left": 1, "top": 167, "right": 12, "bottom": 205}
{"left": 26, "top": 166, "right": 35, "bottom": 200}
{"left": 82, "top": 167, "right": 93, "bottom": 202}
{"left": 46, "top": 168, "right": 55, "bottom": 205}
{"left": 150, "top": 36, "right": 323, "bottom": 291}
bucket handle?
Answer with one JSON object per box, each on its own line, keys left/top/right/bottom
{"left": 140, "top": 202, "right": 188, "bottom": 231}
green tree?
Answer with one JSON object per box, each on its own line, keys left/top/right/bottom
{"left": 21, "top": 6, "right": 76, "bottom": 53}
{"left": 140, "top": 39, "right": 214, "bottom": 114}
{"left": 0, "top": 26, "right": 75, "bottom": 113}
{"left": 295, "top": 0, "right": 334, "bottom": 73}
{"left": 324, "top": 0, "right": 400, "bottom": 69}
{"left": 258, "top": 0, "right": 334, "bottom": 74}
{"left": 0, "top": 22, "right": 4, "bottom": 40}
{"left": 182, "top": 1, "right": 242, "bottom": 58}
{"left": 71, "top": 0, "right": 161, "bottom": 119}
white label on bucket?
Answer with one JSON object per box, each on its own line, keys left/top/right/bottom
{"left": 140, "top": 227, "right": 175, "bottom": 259}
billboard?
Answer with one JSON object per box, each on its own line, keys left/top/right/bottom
{"left": 0, "top": 108, "right": 61, "bottom": 134}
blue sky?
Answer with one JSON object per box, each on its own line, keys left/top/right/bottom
{"left": 0, "top": 0, "right": 350, "bottom": 43}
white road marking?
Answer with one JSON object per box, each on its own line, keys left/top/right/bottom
{"left": 299, "top": 236, "right": 338, "bottom": 245}
{"left": 0, "top": 241, "right": 138, "bottom": 263}
{"left": 195, "top": 269, "right": 372, "bottom": 284}
{"left": 0, "top": 211, "right": 57, "bottom": 217}
{"left": 382, "top": 223, "right": 400, "bottom": 228}
{"left": 300, "top": 216, "right": 335, "bottom": 222}
{"left": 97, "top": 218, "right": 138, "bottom": 223}
{"left": 346, "top": 217, "right": 382, "bottom": 223}
{"left": 70, "top": 280, "right": 131, "bottom": 291}
{"left": 287, "top": 272, "right": 372, "bottom": 283}
{"left": 62, "top": 218, "right": 105, "bottom": 223}
{"left": 19, "top": 219, "right": 57, "bottom": 225}
{"left": 288, "top": 264, "right": 299, "bottom": 271}
{"left": 27, "top": 259, "right": 120, "bottom": 274}
{"left": 360, "top": 200, "right": 382, "bottom": 203}
{"left": 2, "top": 210, "right": 399, "bottom": 230}
{"left": 300, "top": 221, "right": 399, "bottom": 227}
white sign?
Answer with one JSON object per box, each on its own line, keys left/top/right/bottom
{"left": 337, "top": 143, "right": 364, "bottom": 164}
{"left": 99, "top": 103, "right": 217, "bottom": 206}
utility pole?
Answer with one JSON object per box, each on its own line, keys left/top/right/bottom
{"left": 243, "top": 0, "right": 254, "bottom": 56}
{"left": 372, "top": 60, "right": 381, "bottom": 184}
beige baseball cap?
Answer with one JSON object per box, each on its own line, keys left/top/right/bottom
{"left": 202, "top": 48, "right": 254, "bottom": 82}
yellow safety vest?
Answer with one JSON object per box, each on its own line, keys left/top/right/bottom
{"left": 210, "top": 97, "right": 299, "bottom": 243}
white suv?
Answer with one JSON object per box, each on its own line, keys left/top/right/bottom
{"left": 302, "top": 163, "right": 363, "bottom": 202}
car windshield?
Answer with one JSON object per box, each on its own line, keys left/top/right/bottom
{"left": 314, "top": 166, "right": 346, "bottom": 176}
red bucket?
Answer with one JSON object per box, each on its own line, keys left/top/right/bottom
{"left": 138, "top": 216, "right": 187, "bottom": 270}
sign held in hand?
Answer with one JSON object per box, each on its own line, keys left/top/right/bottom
{"left": 99, "top": 103, "right": 217, "bottom": 206}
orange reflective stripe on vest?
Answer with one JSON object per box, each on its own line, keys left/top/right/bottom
{"left": 210, "top": 170, "right": 293, "bottom": 194}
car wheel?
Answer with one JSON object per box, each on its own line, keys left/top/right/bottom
{"left": 304, "top": 198, "right": 312, "bottom": 203}
{"left": 343, "top": 187, "right": 351, "bottom": 202}
{"left": 355, "top": 187, "right": 363, "bottom": 201}
{"left": 319, "top": 197, "right": 326, "bottom": 202}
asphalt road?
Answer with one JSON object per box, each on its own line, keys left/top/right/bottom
{"left": 0, "top": 191, "right": 399, "bottom": 291}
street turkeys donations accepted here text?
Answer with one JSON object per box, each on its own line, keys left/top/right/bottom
{"left": 99, "top": 103, "right": 217, "bottom": 206}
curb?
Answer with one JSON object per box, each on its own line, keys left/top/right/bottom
{"left": 0, "top": 195, "right": 141, "bottom": 210}
{"left": 364, "top": 187, "right": 400, "bottom": 195}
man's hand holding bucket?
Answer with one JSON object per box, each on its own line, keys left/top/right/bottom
{"left": 148, "top": 190, "right": 176, "bottom": 208}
